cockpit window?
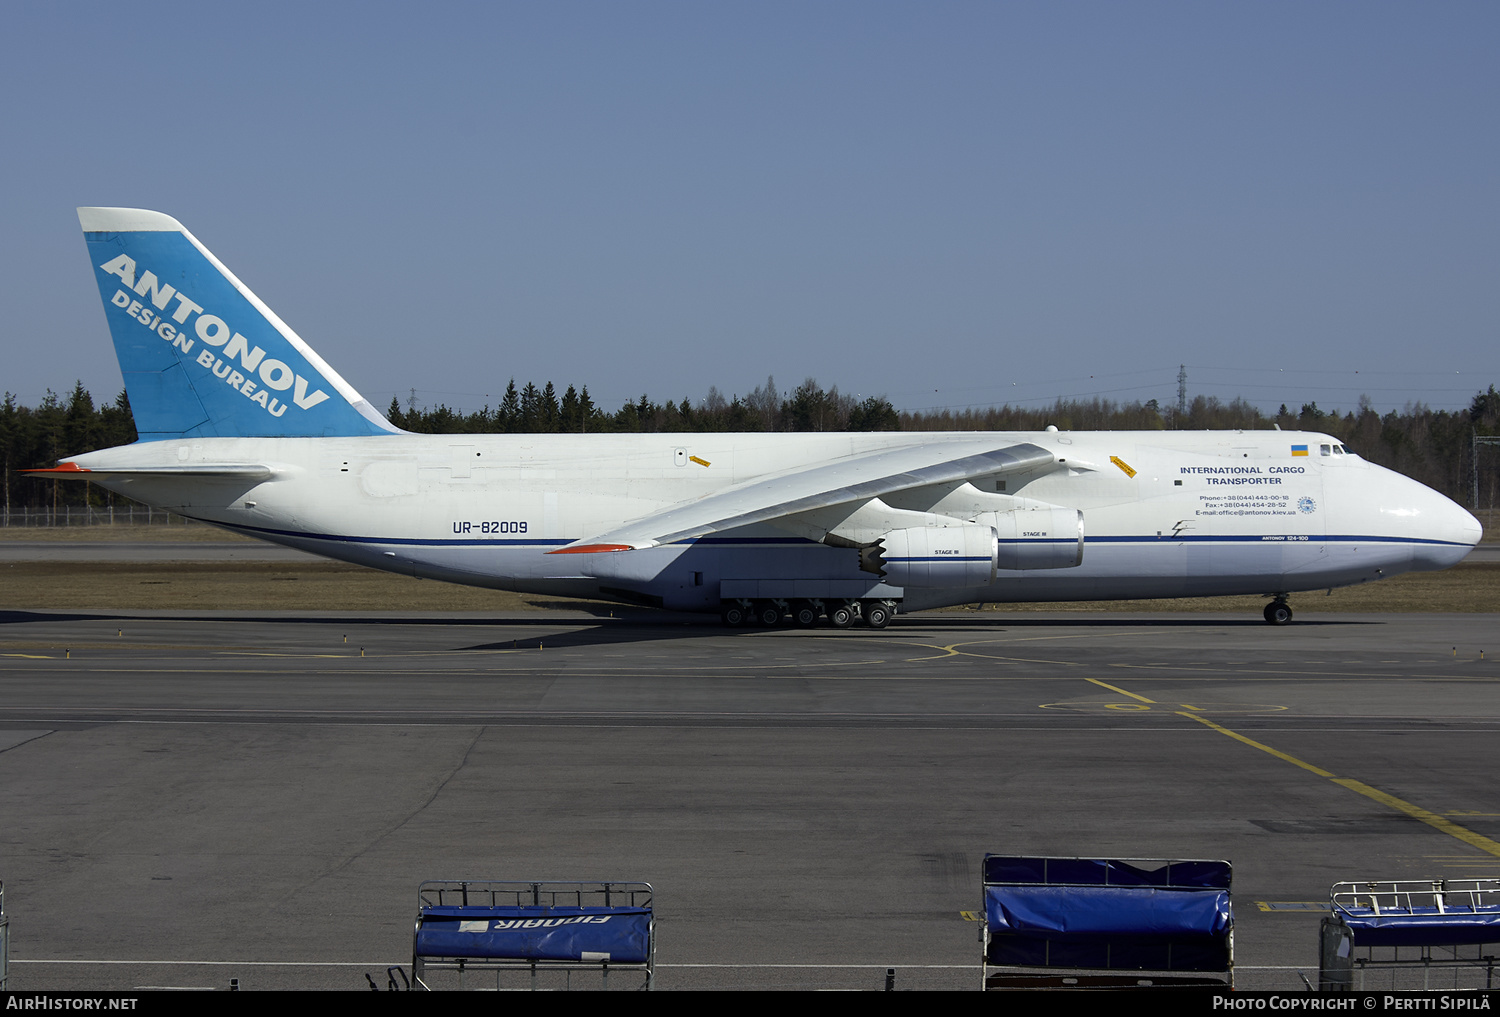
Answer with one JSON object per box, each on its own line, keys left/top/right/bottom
{"left": 1320, "top": 444, "right": 1332, "bottom": 456}
{"left": 1332, "top": 445, "right": 1344, "bottom": 455}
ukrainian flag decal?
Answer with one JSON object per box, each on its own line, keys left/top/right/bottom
{"left": 1290, "top": 445, "right": 1309, "bottom": 457}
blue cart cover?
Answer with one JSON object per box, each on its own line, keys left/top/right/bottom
{"left": 416, "top": 905, "right": 651, "bottom": 963}
{"left": 1337, "top": 907, "right": 1500, "bottom": 948}
{"left": 983, "top": 856, "right": 1232, "bottom": 971}
{"left": 986, "top": 886, "right": 1231, "bottom": 939}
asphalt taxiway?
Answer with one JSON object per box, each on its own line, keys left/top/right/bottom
{"left": 1, "top": 604, "right": 1497, "bottom": 991}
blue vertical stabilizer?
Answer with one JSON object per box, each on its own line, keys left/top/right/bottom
{"left": 79, "top": 207, "right": 398, "bottom": 440}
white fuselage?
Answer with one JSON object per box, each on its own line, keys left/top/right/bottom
{"left": 68, "top": 428, "right": 1481, "bottom": 613}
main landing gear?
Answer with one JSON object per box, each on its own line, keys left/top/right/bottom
{"left": 1263, "top": 597, "right": 1293, "bottom": 626}
{"left": 720, "top": 598, "right": 897, "bottom": 629}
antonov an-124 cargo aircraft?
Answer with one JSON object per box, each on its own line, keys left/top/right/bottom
{"left": 28, "top": 207, "right": 1482, "bottom": 628}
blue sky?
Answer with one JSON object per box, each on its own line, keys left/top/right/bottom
{"left": 3, "top": 1, "right": 1496, "bottom": 418}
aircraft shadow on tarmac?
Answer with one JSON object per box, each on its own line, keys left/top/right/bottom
{"left": 448, "top": 617, "right": 1372, "bottom": 654}
{"left": 0, "top": 608, "right": 1374, "bottom": 657}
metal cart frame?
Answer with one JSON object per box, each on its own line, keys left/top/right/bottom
{"left": 1320, "top": 879, "right": 1500, "bottom": 992}
{"left": 412, "top": 880, "right": 655, "bottom": 991}
{"left": 982, "top": 855, "right": 1234, "bottom": 990}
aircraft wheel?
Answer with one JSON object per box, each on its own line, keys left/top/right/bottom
{"left": 1263, "top": 601, "right": 1293, "bottom": 626}
{"left": 756, "top": 601, "right": 784, "bottom": 627}
{"left": 863, "top": 601, "right": 893, "bottom": 629}
{"left": 829, "top": 603, "right": 856, "bottom": 629}
{"left": 791, "top": 600, "right": 820, "bottom": 628}
{"left": 721, "top": 603, "right": 747, "bottom": 627}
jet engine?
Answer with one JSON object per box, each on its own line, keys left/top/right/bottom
{"left": 866, "top": 507, "right": 1084, "bottom": 587}
{"left": 872, "top": 524, "right": 999, "bottom": 588}
{"left": 991, "top": 505, "right": 1084, "bottom": 570}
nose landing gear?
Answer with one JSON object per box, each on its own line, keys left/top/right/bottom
{"left": 1263, "top": 597, "right": 1293, "bottom": 626}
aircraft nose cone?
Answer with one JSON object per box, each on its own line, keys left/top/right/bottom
{"left": 1456, "top": 506, "right": 1483, "bottom": 548}
{"left": 1413, "top": 492, "right": 1482, "bottom": 570}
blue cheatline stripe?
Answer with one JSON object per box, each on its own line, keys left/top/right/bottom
{"left": 884, "top": 557, "right": 992, "bottom": 563}
{"left": 204, "top": 519, "right": 570, "bottom": 547}
{"left": 1089, "top": 534, "right": 1472, "bottom": 548}
{"left": 199, "top": 517, "right": 1473, "bottom": 552}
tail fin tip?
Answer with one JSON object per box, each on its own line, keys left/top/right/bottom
{"left": 78, "top": 207, "right": 185, "bottom": 233}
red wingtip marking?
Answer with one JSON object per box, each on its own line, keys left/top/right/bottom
{"left": 22, "top": 462, "right": 89, "bottom": 474}
{"left": 545, "top": 543, "right": 634, "bottom": 555}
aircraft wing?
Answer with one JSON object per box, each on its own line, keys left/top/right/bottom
{"left": 550, "top": 441, "right": 1055, "bottom": 553}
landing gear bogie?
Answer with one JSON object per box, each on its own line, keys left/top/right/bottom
{"left": 719, "top": 597, "right": 898, "bottom": 630}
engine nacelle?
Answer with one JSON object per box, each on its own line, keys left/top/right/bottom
{"left": 867, "top": 507, "right": 1084, "bottom": 587}
{"left": 876, "top": 525, "right": 999, "bottom": 588}
{"left": 990, "top": 505, "right": 1084, "bottom": 570}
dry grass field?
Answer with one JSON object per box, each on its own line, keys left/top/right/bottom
{"left": 0, "top": 522, "right": 254, "bottom": 542}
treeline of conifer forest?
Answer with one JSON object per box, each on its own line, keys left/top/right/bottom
{"left": 5, "top": 378, "right": 1500, "bottom": 513}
